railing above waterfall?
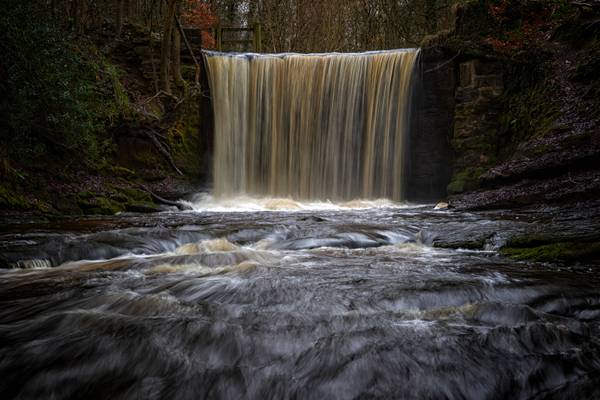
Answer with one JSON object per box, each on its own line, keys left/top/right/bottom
{"left": 184, "top": 24, "right": 263, "bottom": 53}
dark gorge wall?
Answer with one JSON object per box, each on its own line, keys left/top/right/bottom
{"left": 425, "top": 0, "right": 600, "bottom": 210}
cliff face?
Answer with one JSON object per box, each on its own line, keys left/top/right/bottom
{"left": 419, "top": 0, "right": 600, "bottom": 209}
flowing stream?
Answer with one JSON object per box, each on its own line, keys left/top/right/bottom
{"left": 1, "top": 200, "right": 600, "bottom": 399}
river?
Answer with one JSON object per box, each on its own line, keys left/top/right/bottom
{"left": 1, "top": 198, "right": 599, "bottom": 399}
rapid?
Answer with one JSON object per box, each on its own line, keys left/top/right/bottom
{"left": 1, "top": 200, "right": 600, "bottom": 399}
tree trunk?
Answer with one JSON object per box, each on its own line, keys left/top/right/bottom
{"left": 117, "top": 0, "right": 125, "bottom": 36}
{"left": 72, "top": 0, "right": 85, "bottom": 35}
{"left": 126, "top": 0, "right": 133, "bottom": 20}
{"left": 160, "top": 0, "right": 178, "bottom": 93}
{"left": 171, "top": 1, "right": 184, "bottom": 87}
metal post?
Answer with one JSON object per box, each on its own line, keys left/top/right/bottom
{"left": 254, "top": 23, "right": 262, "bottom": 53}
{"left": 217, "top": 25, "right": 223, "bottom": 51}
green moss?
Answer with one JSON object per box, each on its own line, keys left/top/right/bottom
{"left": 110, "top": 193, "right": 130, "bottom": 203}
{"left": 76, "top": 194, "right": 125, "bottom": 215}
{"left": 506, "top": 235, "right": 556, "bottom": 248}
{"left": 101, "top": 164, "right": 137, "bottom": 179}
{"left": 0, "top": 184, "right": 30, "bottom": 209}
{"left": 77, "top": 191, "right": 95, "bottom": 200}
{"left": 168, "top": 94, "right": 202, "bottom": 176}
{"left": 119, "top": 188, "right": 151, "bottom": 203}
{"left": 447, "top": 167, "right": 486, "bottom": 195}
{"left": 125, "top": 201, "right": 160, "bottom": 213}
{"left": 501, "top": 241, "right": 600, "bottom": 262}
{"left": 435, "top": 239, "right": 486, "bottom": 250}
{"left": 135, "top": 150, "right": 164, "bottom": 169}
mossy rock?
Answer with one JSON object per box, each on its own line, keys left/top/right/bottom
{"left": 77, "top": 191, "right": 96, "bottom": 200}
{"left": 77, "top": 195, "right": 125, "bottom": 215}
{"left": 447, "top": 167, "right": 486, "bottom": 195}
{"left": 120, "top": 187, "right": 152, "bottom": 202}
{"left": 134, "top": 150, "right": 165, "bottom": 171}
{"left": 506, "top": 235, "right": 557, "bottom": 249}
{"left": 125, "top": 201, "right": 160, "bottom": 213}
{"left": 435, "top": 239, "right": 486, "bottom": 250}
{"left": 109, "top": 166, "right": 137, "bottom": 179}
{"left": 501, "top": 241, "right": 600, "bottom": 262}
{"left": 52, "top": 195, "right": 83, "bottom": 215}
{"left": 33, "top": 200, "right": 56, "bottom": 214}
{"left": 110, "top": 192, "right": 130, "bottom": 203}
{"left": 0, "top": 184, "right": 30, "bottom": 210}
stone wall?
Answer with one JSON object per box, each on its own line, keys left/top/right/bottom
{"left": 406, "top": 49, "right": 506, "bottom": 201}
{"left": 406, "top": 48, "right": 454, "bottom": 202}
{"left": 447, "top": 58, "right": 504, "bottom": 194}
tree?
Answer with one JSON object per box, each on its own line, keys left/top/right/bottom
{"left": 182, "top": 0, "right": 218, "bottom": 48}
{"left": 172, "top": 1, "right": 184, "bottom": 86}
{"left": 160, "top": 0, "right": 179, "bottom": 93}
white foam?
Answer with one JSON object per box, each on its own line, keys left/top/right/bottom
{"left": 181, "top": 193, "right": 411, "bottom": 212}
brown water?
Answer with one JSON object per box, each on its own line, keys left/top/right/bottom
{"left": 204, "top": 50, "right": 419, "bottom": 200}
{"left": 1, "top": 202, "right": 600, "bottom": 399}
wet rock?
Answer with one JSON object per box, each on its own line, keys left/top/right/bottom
{"left": 298, "top": 215, "right": 326, "bottom": 222}
{"left": 125, "top": 202, "right": 161, "bottom": 213}
{"left": 452, "top": 169, "right": 600, "bottom": 210}
{"left": 76, "top": 193, "right": 125, "bottom": 215}
{"left": 434, "top": 202, "right": 449, "bottom": 210}
{"left": 51, "top": 194, "right": 82, "bottom": 215}
{"left": 481, "top": 131, "right": 600, "bottom": 186}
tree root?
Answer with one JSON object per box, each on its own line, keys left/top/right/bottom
{"left": 143, "top": 128, "right": 183, "bottom": 176}
{"left": 136, "top": 184, "right": 193, "bottom": 211}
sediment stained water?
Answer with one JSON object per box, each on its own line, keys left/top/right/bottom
{"left": 204, "top": 50, "right": 420, "bottom": 200}
{"left": 1, "top": 200, "right": 600, "bottom": 399}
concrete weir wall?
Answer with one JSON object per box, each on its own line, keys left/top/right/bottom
{"left": 406, "top": 48, "right": 455, "bottom": 203}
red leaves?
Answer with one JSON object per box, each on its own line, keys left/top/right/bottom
{"left": 200, "top": 31, "right": 216, "bottom": 49}
{"left": 181, "top": 0, "right": 218, "bottom": 48}
{"left": 485, "top": 0, "right": 556, "bottom": 56}
{"left": 182, "top": 1, "right": 218, "bottom": 29}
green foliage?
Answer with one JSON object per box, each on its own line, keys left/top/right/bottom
{"left": 0, "top": 1, "right": 129, "bottom": 164}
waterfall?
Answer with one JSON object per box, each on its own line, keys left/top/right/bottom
{"left": 204, "top": 49, "right": 420, "bottom": 201}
